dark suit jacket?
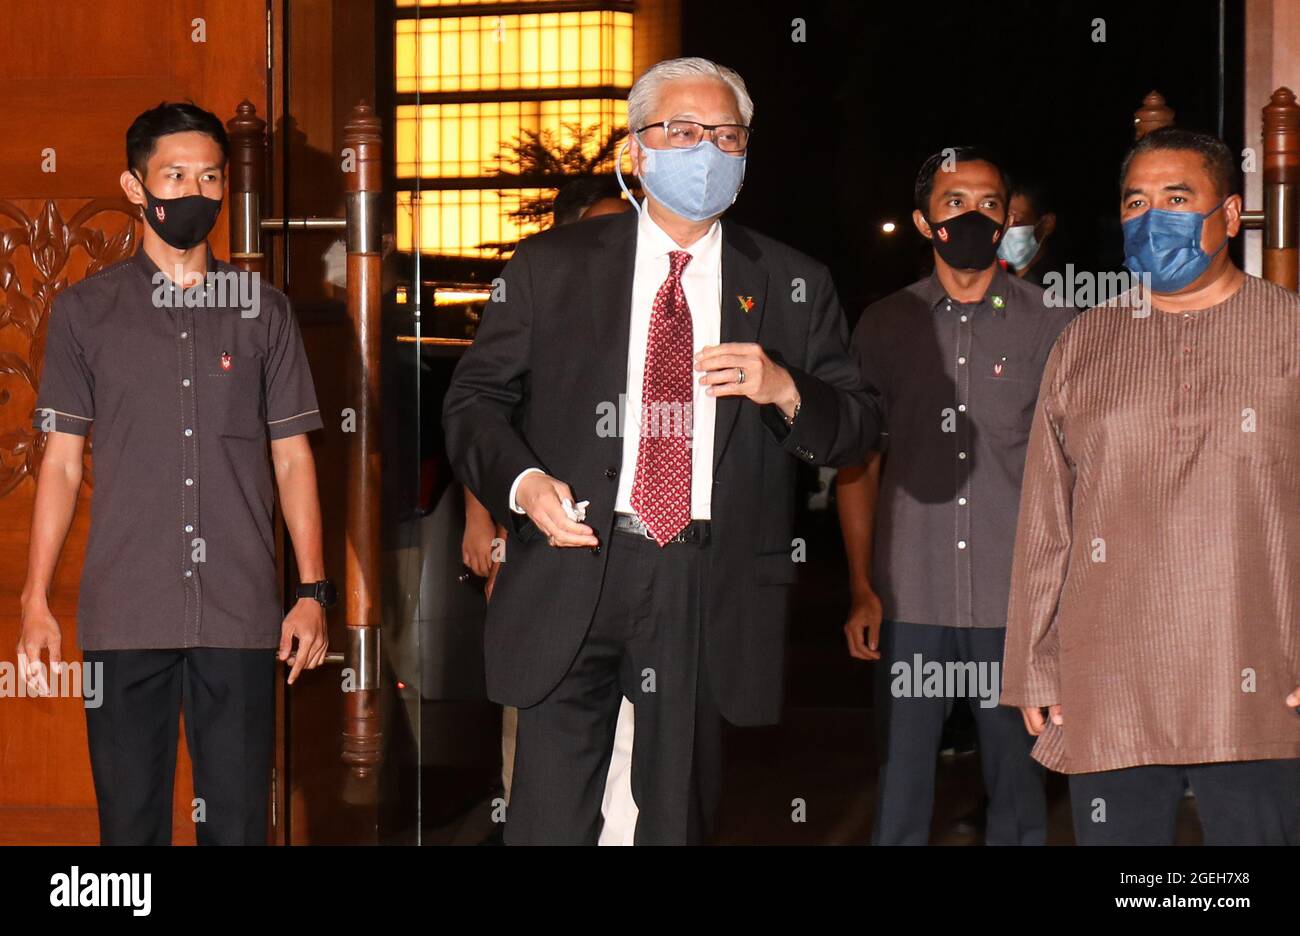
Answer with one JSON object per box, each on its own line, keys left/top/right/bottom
{"left": 442, "top": 210, "right": 883, "bottom": 725}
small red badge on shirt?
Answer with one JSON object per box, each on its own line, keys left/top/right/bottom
{"left": 993, "top": 355, "right": 1006, "bottom": 378}
{"left": 220, "top": 351, "right": 232, "bottom": 371}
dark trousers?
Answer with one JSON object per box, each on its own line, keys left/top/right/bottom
{"left": 83, "top": 648, "right": 276, "bottom": 845}
{"left": 505, "top": 527, "right": 722, "bottom": 845}
{"left": 1069, "top": 759, "right": 1300, "bottom": 845}
{"left": 871, "top": 620, "right": 1046, "bottom": 845}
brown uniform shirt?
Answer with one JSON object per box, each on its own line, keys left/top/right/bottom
{"left": 32, "top": 246, "right": 323, "bottom": 651}
{"left": 852, "top": 266, "right": 1076, "bottom": 629}
{"left": 1001, "top": 273, "right": 1300, "bottom": 773}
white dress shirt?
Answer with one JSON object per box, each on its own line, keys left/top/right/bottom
{"left": 510, "top": 207, "right": 721, "bottom": 519}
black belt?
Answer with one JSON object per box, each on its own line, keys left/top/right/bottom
{"left": 613, "top": 511, "right": 711, "bottom": 545}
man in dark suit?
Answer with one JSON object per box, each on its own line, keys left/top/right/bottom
{"left": 443, "top": 56, "right": 883, "bottom": 844}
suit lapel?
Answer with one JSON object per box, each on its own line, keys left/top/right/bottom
{"left": 715, "top": 219, "right": 768, "bottom": 471}
{"left": 586, "top": 211, "right": 639, "bottom": 463}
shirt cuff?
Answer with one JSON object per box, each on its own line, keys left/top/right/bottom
{"left": 509, "top": 467, "right": 545, "bottom": 513}
{"left": 267, "top": 409, "right": 324, "bottom": 440}
{"left": 32, "top": 407, "right": 93, "bottom": 437}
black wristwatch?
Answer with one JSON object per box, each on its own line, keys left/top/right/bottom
{"left": 297, "top": 579, "right": 337, "bottom": 609}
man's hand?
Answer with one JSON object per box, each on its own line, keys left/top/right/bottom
{"left": 695, "top": 342, "right": 800, "bottom": 419}
{"left": 1020, "top": 704, "right": 1064, "bottom": 736}
{"left": 462, "top": 509, "right": 498, "bottom": 578}
{"left": 1287, "top": 686, "right": 1300, "bottom": 712}
{"left": 843, "top": 589, "right": 883, "bottom": 661}
{"left": 17, "top": 600, "right": 61, "bottom": 695}
{"left": 278, "top": 598, "right": 328, "bottom": 685}
{"left": 516, "top": 472, "right": 598, "bottom": 548}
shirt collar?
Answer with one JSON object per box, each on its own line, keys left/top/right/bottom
{"left": 922, "top": 263, "right": 1013, "bottom": 318}
{"left": 132, "top": 242, "right": 219, "bottom": 282}
{"left": 637, "top": 205, "right": 722, "bottom": 267}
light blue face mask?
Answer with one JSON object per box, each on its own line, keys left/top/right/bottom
{"left": 1122, "top": 198, "right": 1228, "bottom": 292}
{"left": 615, "top": 133, "right": 746, "bottom": 222}
{"left": 997, "top": 224, "right": 1039, "bottom": 270}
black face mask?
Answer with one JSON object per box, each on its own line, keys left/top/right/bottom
{"left": 927, "top": 209, "right": 1004, "bottom": 271}
{"left": 133, "top": 172, "right": 223, "bottom": 250}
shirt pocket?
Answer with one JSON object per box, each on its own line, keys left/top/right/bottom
{"left": 975, "top": 374, "right": 1040, "bottom": 434}
{"left": 206, "top": 355, "right": 265, "bottom": 439}
{"left": 1211, "top": 374, "right": 1300, "bottom": 467}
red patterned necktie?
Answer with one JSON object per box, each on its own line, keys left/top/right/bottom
{"left": 630, "top": 249, "right": 693, "bottom": 546}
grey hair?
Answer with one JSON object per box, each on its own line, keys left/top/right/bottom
{"left": 626, "top": 56, "right": 754, "bottom": 132}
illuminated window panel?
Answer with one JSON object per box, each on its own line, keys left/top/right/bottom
{"left": 396, "top": 0, "right": 549, "bottom": 5}
{"left": 395, "top": 12, "right": 633, "bottom": 93}
{"left": 397, "top": 188, "right": 554, "bottom": 258}
{"left": 395, "top": 99, "right": 627, "bottom": 178}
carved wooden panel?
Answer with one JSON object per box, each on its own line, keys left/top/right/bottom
{"left": 0, "top": 198, "right": 140, "bottom": 496}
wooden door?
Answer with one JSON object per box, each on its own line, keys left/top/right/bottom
{"left": 0, "top": 0, "right": 270, "bottom": 845}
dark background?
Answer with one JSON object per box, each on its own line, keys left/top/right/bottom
{"left": 683, "top": 0, "right": 1244, "bottom": 320}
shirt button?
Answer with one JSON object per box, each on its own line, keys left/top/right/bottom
{"left": 958, "top": 404, "right": 967, "bottom": 412}
{"left": 958, "top": 451, "right": 967, "bottom": 460}
{"left": 185, "top": 478, "right": 194, "bottom": 486}
{"left": 957, "top": 540, "right": 967, "bottom": 550}
{"left": 960, "top": 315, "right": 968, "bottom": 323}
{"left": 957, "top": 356, "right": 967, "bottom": 365}
{"left": 184, "top": 524, "right": 194, "bottom": 533}
{"left": 1183, "top": 347, "right": 1192, "bottom": 354}
{"left": 182, "top": 378, "right": 191, "bottom": 387}
{"left": 1182, "top": 383, "right": 1191, "bottom": 391}
{"left": 958, "top": 496, "right": 968, "bottom": 505}
{"left": 180, "top": 331, "right": 188, "bottom": 338}
{"left": 184, "top": 428, "right": 193, "bottom": 437}
{"left": 184, "top": 570, "right": 193, "bottom": 578}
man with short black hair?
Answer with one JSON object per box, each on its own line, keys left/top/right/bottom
{"left": 20, "top": 102, "right": 330, "bottom": 845}
{"left": 1002, "top": 126, "right": 1300, "bottom": 845}
{"left": 1000, "top": 175, "right": 1064, "bottom": 288}
{"left": 840, "top": 146, "right": 1072, "bottom": 845}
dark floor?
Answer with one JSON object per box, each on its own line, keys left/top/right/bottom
{"left": 709, "top": 505, "right": 1203, "bottom": 845}
{"left": 424, "top": 501, "right": 1205, "bottom": 845}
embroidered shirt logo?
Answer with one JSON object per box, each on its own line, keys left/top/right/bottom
{"left": 220, "top": 351, "right": 232, "bottom": 371}
{"left": 737, "top": 295, "right": 754, "bottom": 313}
{"left": 993, "top": 355, "right": 1007, "bottom": 377}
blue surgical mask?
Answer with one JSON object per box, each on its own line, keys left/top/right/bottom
{"left": 997, "top": 223, "right": 1039, "bottom": 270}
{"left": 1122, "top": 199, "right": 1227, "bottom": 292}
{"left": 615, "top": 134, "right": 746, "bottom": 222}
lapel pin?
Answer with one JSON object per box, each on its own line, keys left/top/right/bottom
{"left": 993, "top": 355, "right": 1006, "bottom": 377}
{"left": 737, "top": 295, "right": 754, "bottom": 313}
{"left": 991, "top": 294, "right": 1005, "bottom": 310}
{"left": 220, "top": 351, "right": 232, "bottom": 371}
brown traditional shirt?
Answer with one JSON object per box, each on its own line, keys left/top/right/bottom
{"left": 32, "top": 246, "right": 323, "bottom": 651}
{"left": 1001, "top": 273, "right": 1300, "bottom": 773}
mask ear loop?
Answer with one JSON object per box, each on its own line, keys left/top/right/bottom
{"left": 614, "top": 137, "right": 644, "bottom": 215}
{"left": 1202, "top": 195, "right": 1232, "bottom": 260}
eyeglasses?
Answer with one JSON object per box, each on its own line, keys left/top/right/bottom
{"left": 635, "top": 120, "right": 752, "bottom": 154}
